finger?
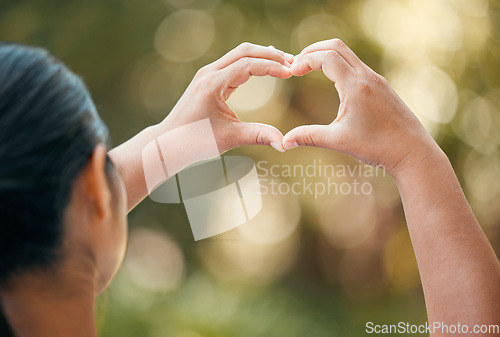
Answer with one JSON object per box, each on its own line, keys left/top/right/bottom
{"left": 214, "top": 43, "right": 288, "bottom": 69}
{"left": 282, "top": 124, "right": 339, "bottom": 150}
{"left": 235, "top": 122, "right": 285, "bottom": 152}
{"left": 224, "top": 58, "right": 291, "bottom": 90}
{"left": 289, "top": 50, "right": 355, "bottom": 90}
{"left": 269, "top": 46, "right": 294, "bottom": 65}
{"left": 267, "top": 45, "right": 293, "bottom": 66}
{"left": 297, "top": 38, "right": 364, "bottom": 70}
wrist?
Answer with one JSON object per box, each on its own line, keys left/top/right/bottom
{"left": 146, "top": 118, "right": 219, "bottom": 177}
{"left": 158, "top": 110, "right": 182, "bottom": 133}
{"left": 390, "top": 140, "right": 449, "bottom": 184}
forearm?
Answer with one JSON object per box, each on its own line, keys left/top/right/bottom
{"left": 283, "top": 38, "right": 500, "bottom": 333}
{"left": 108, "top": 115, "right": 219, "bottom": 211}
{"left": 107, "top": 44, "right": 293, "bottom": 212}
{"left": 394, "top": 145, "right": 500, "bottom": 331}
{"left": 108, "top": 123, "right": 164, "bottom": 211}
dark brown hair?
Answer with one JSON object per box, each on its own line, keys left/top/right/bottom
{"left": 0, "top": 42, "right": 110, "bottom": 335}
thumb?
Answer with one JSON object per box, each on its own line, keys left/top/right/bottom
{"left": 282, "top": 124, "right": 339, "bottom": 150}
{"left": 235, "top": 122, "right": 285, "bottom": 152}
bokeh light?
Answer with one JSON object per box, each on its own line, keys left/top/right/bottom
{"left": 4, "top": 0, "right": 500, "bottom": 335}
{"left": 318, "top": 188, "right": 377, "bottom": 249}
{"left": 154, "top": 9, "right": 215, "bottom": 63}
{"left": 121, "top": 227, "right": 185, "bottom": 293}
{"left": 292, "top": 14, "right": 346, "bottom": 53}
{"left": 383, "top": 227, "right": 420, "bottom": 293}
{"left": 199, "top": 182, "right": 301, "bottom": 285}
{"left": 389, "top": 65, "right": 458, "bottom": 133}
{"left": 226, "top": 76, "right": 278, "bottom": 113}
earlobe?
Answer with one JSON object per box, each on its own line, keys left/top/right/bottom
{"left": 83, "top": 144, "right": 112, "bottom": 221}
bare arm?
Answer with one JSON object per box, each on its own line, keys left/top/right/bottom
{"left": 394, "top": 142, "right": 500, "bottom": 328}
{"left": 109, "top": 43, "right": 293, "bottom": 211}
{"left": 283, "top": 39, "right": 500, "bottom": 334}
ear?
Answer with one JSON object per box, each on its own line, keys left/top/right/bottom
{"left": 82, "top": 144, "right": 111, "bottom": 221}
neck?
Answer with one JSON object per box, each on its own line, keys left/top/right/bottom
{"left": 0, "top": 263, "right": 99, "bottom": 337}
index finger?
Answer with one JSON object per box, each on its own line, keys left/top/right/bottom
{"left": 297, "top": 39, "right": 365, "bottom": 70}
{"left": 225, "top": 58, "right": 291, "bottom": 88}
{"left": 290, "top": 50, "right": 355, "bottom": 91}
{"left": 213, "top": 43, "right": 289, "bottom": 69}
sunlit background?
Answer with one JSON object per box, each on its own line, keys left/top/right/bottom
{"left": 2, "top": 0, "right": 500, "bottom": 336}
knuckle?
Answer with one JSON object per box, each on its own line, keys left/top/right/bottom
{"left": 356, "top": 71, "right": 383, "bottom": 93}
{"left": 195, "top": 65, "right": 210, "bottom": 78}
{"left": 195, "top": 75, "right": 213, "bottom": 91}
{"left": 254, "top": 130, "right": 265, "bottom": 145}
{"left": 358, "top": 78, "right": 372, "bottom": 93}
{"left": 238, "top": 42, "right": 253, "bottom": 52}
{"left": 277, "top": 50, "right": 286, "bottom": 61}
{"left": 299, "top": 53, "right": 310, "bottom": 63}
{"left": 302, "top": 130, "right": 316, "bottom": 147}
{"left": 331, "top": 38, "right": 346, "bottom": 48}
{"left": 368, "top": 72, "right": 387, "bottom": 88}
{"left": 369, "top": 72, "right": 381, "bottom": 83}
{"left": 268, "top": 45, "right": 285, "bottom": 62}
{"left": 326, "top": 50, "right": 341, "bottom": 61}
{"left": 193, "top": 66, "right": 216, "bottom": 89}
{"left": 378, "top": 74, "right": 390, "bottom": 86}
{"left": 238, "top": 57, "right": 252, "bottom": 70}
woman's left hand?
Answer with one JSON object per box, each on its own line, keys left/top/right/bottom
{"left": 110, "top": 43, "right": 292, "bottom": 210}
{"left": 161, "top": 42, "right": 293, "bottom": 153}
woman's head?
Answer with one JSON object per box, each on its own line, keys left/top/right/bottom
{"left": 0, "top": 43, "right": 127, "bottom": 292}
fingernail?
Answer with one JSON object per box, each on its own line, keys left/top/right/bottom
{"left": 284, "top": 60, "right": 291, "bottom": 68}
{"left": 283, "top": 141, "right": 299, "bottom": 150}
{"left": 270, "top": 142, "right": 285, "bottom": 152}
{"left": 285, "top": 53, "right": 294, "bottom": 63}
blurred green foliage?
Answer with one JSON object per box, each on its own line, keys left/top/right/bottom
{"left": 2, "top": 0, "right": 500, "bottom": 336}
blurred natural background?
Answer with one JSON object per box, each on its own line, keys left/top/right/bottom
{"left": 1, "top": 0, "right": 500, "bottom": 336}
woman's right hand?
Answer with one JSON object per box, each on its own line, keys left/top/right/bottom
{"left": 282, "top": 39, "right": 442, "bottom": 178}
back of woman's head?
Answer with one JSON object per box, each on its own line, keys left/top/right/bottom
{"left": 0, "top": 42, "right": 109, "bottom": 285}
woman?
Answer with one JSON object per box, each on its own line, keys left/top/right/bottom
{"left": 0, "top": 41, "right": 292, "bottom": 337}
{"left": 1, "top": 38, "right": 499, "bottom": 337}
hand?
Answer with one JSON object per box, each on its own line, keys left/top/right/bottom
{"left": 282, "top": 39, "right": 440, "bottom": 177}
{"left": 161, "top": 43, "right": 293, "bottom": 153}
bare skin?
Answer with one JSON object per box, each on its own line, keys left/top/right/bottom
{"left": 0, "top": 44, "right": 293, "bottom": 337}
{"left": 283, "top": 39, "right": 500, "bottom": 335}
{"left": 109, "top": 43, "right": 293, "bottom": 211}
{"left": 1, "top": 145, "right": 127, "bottom": 337}
{"left": 2, "top": 40, "right": 498, "bottom": 337}
{"left": 1, "top": 249, "right": 98, "bottom": 337}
